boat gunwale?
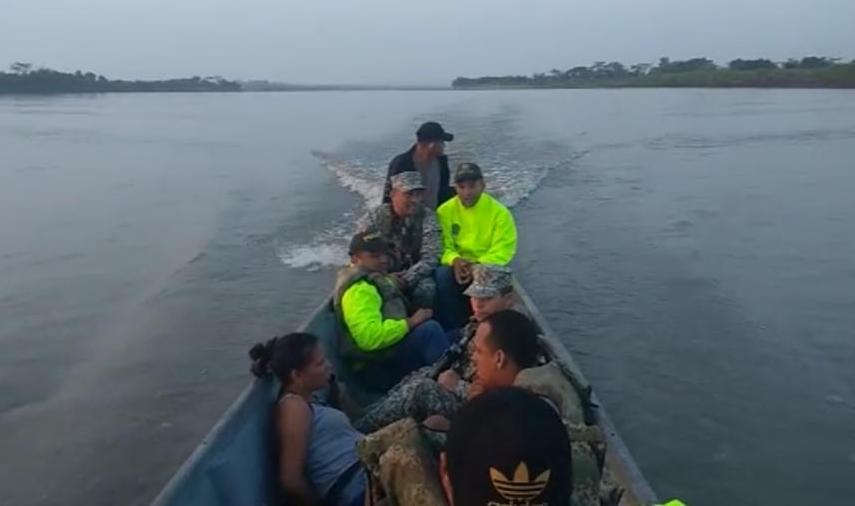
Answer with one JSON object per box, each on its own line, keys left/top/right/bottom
{"left": 513, "top": 279, "right": 658, "bottom": 505}
{"left": 149, "top": 301, "right": 330, "bottom": 506}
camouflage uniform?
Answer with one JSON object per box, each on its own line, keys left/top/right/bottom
{"left": 357, "top": 363, "right": 620, "bottom": 506}
{"left": 357, "top": 418, "right": 447, "bottom": 506}
{"left": 355, "top": 266, "right": 613, "bottom": 506}
{"left": 358, "top": 366, "right": 608, "bottom": 506}
{"left": 352, "top": 319, "right": 476, "bottom": 434}
{"left": 357, "top": 173, "right": 441, "bottom": 309}
{"left": 515, "top": 363, "right": 605, "bottom": 506}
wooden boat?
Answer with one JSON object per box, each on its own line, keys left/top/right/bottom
{"left": 150, "top": 280, "right": 659, "bottom": 506}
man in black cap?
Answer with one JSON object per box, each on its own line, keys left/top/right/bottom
{"left": 382, "top": 121, "right": 455, "bottom": 210}
{"left": 440, "top": 387, "right": 574, "bottom": 506}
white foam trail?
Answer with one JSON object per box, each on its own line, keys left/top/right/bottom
{"left": 277, "top": 151, "right": 382, "bottom": 270}
{"left": 277, "top": 241, "right": 347, "bottom": 272}
{"left": 482, "top": 162, "right": 550, "bottom": 208}
{"left": 326, "top": 159, "right": 383, "bottom": 206}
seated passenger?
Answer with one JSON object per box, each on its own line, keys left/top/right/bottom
{"left": 442, "top": 310, "right": 604, "bottom": 506}
{"left": 440, "top": 387, "right": 574, "bottom": 506}
{"left": 353, "top": 264, "right": 519, "bottom": 433}
{"left": 357, "top": 311, "right": 605, "bottom": 506}
{"left": 357, "top": 171, "right": 441, "bottom": 309}
{"left": 435, "top": 162, "right": 517, "bottom": 328}
{"left": 355, "top": 388, "right": 575, "bottom": 506}
{"left": 334, "top": 231, "right": 449, "bottom": 391}
{"left": 249, "top": 333, "right": 367, "bottom": 506}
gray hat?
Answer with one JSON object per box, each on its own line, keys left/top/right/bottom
{"left": 464, "top": 264, "right": 513, "bottom": 298}
{"left": 453, "top": 162, "right": 483, "bottom": 183}
{"left": 390, "top": 171, "right": 426, "bottom": 193}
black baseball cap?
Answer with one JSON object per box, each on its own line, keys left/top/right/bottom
{"left": 416, "top": 121, "right": 454, "bottom": 142}
{"left": 444, "top": 387, "right": 573, "bottom": 506}
{"left": 348, "top": 231, "right": 389, "bottom": 255}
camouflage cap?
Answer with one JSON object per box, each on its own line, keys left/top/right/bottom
{"left": 454, "top": 162, "right": 483, "bottom": 183}
{"left": 464, "top": 264, "right": 513, "bottom": 298}
{"left": 390, "top": 171, "right": 426, "bottom": 193}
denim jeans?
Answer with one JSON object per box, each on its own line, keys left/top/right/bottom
{"left": 358, "top": 319, "right": 450, "bottom": 391}
{"left": 434, "top": 265, "right": 470, "bottom": 330}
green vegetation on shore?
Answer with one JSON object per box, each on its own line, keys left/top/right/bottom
{"left": 452, "top": 56, "right": 855, "bottom": 89}
{"left": 241, "top": 80, "right": 447, "bottom": 92}
{"left": 0, "top": 63, "right": 240, "bottom": 93}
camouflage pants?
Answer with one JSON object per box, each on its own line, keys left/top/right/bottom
{"left": 566, "top": 422, "right": 609, "bottom": 506}
{"left": 357, "top": 418, "right": 447, "bottom": 506}
{"left": 354, "top": 372, "right": 610, "bottom": 506}
{"left": 354, "top": 367, "right": 461, "bottom": 433}
{"left": 357, "top": 419, "right": 611, "bottom": 506}
{"left": 405, "top": 276, "right": 436, "bottom": 310}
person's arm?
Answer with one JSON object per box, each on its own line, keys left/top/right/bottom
{"left": 277, "top": 396, "right": 320, "bottom": 506}
{"left": 341, "top": 281, "right": 409, "bottom": 351}
{"left": 402, "top": 210, "right": 441, "bottom": 286}
{"left": 478, "top": 204, "right": 517, "bottom": 265}
{"left": 382, "top": 156, "right": 400, "bottom": 204}
{"left": 437, "top": 155, "right": 456, "bottom": 206}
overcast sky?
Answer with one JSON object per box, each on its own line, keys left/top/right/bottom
{"left": 2, "top": 0, "right": 853, "bottom": 85}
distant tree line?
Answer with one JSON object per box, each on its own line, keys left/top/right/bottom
{"left": 452, "top": 56, "right": 855, "bottom": 89}
{"left": 1, "top": 63, "right": 241, "bottom": 93}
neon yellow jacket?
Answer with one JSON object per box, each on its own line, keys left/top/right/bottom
{"left": 340, "top": 280, "right": 409, "bottom": 351}
{"left": 437, "top": 193, "right": 517, "bottom": 266}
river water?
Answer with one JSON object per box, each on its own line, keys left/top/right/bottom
{"left": 1, "top": 89, "right": 854, "bottom": 505}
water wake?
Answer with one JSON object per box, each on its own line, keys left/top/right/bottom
{"left": 277, "top": 113, "right": 575, "bottom": 271}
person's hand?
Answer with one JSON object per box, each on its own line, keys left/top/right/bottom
{"left": 437, "top": 369, "right": 462, "bottom": 392}
{"left": 467, "top": 381, "right": 486, "bottom": 399}
{"left": 391, "top": 272, "right": 407, "bottom": 289}
{"left": 452, "top": 258, "right": 472, "bottom": 285}
{"left": 421, "top": 415, "right": 451, "bottom": 432}
{"left": 407, "top": 308, "right": 433, "bottom": 329}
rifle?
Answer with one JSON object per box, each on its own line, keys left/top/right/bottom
{"left": 427, "top": 325, "right": 474, "bottom": 380}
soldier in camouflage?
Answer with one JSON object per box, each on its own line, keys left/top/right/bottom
{"left": 358, "top": 309, "right": 612, "bottom": 506}
{"left": 353, "top": 264, "right": 517, "bottom": 433}
{"left": 357, "top": 171, "right": 441, "bottom": 309}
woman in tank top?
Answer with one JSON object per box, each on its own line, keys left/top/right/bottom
{"left": 250, "top": 333, "right": 366, "bottom": 506}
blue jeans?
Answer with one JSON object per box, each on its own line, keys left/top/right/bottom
{"left": 359, "top": 320, "right": 450, "bottom": 391}
{"left": 434, "top": 265, "right": 470, "bottom": 330}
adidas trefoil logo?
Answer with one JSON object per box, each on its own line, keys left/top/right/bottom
{"left": 488, "top": 462, "right": 551, "bottom": 506}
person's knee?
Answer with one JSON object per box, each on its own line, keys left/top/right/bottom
{"left": 424, "top": 320, "right": 449, "bottom": 344}
{"left": 411, "top": 278, "right": 436, "bottom": 309}
{"left": 408, "top": 320, "right": 448, "bottom": 362}
{"left": 434, "top": 266, "right": 455, "bottom": 288}
{"left": 421, "top": 319, "right": 443, "bottom": 333}
{"left": 426, "top": 321, "right": 450, "bottom": 360}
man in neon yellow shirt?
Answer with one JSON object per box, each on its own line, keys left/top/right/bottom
{"left": 334, "top": 231, "right": 450, "bottom": 390}
{"left": 434, "top": 162, "right": 517, "bottom": 329}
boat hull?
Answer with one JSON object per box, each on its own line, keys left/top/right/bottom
{"left": 151, "top": 281, "right": 657, "bottom": 505}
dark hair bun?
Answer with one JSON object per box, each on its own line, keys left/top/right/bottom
{"left": 247, "top": 333, "right": 320, "bottom": 384}
{"left": 249, "top": 337, "right": 276, "bottom": 378}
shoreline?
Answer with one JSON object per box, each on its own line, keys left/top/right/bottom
{"left": 5, "top": 84, "right": 855, "bottom": 96}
